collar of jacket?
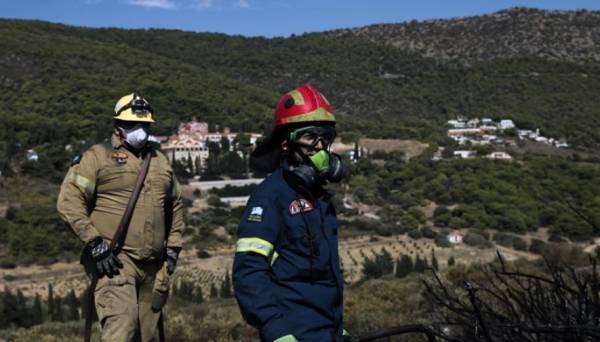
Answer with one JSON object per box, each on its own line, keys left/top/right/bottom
{"left": 111, "top": 133, "right": 124, "bottom": 150}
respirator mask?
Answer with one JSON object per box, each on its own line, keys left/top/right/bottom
{"left": 117, "top": 122, "right": 150, "bottom": 150}
{"left": 288, "top": 125, "right": 347, "bottom": 188}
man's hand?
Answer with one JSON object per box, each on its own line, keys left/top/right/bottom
{"left": 166, "top": 247, "right": 180, "bottom": 275}
{"left": 87, "top": 237, "right": 123, "bottom": 278}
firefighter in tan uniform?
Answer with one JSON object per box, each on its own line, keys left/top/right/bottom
{"left": 57, "top": 93, "right": 184, "bottom": 341}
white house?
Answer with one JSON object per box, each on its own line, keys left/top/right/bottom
{"left": 499, "top": 120, "right": 515, "bottom": 129}
{"left": 447, "top": 128, "right": 482, "bottom": 136}
{"left": 555, "top": 141, "right": 569, "bottom": 148}
{"left": 467, "top": 118, "right": 480, "bottom": 128}
{"left": 26, "top": 149, "right": 38, "bottom": 161}
{"left": 487, "top": 152, "right": 513, "bottom": 160}
{"left": 447, "top": 119, "right": 466, "bottom": 128}
{"left": 454, "top": 150, "right": 476, "bottom": 159}
{"left": 448, "top": 230, "right": 464, "bottom": 244}
{"left": 480, "top": 125, "right": 498, "bottom": 132}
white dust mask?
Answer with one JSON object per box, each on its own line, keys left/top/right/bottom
{"left": 122, "top": 124, "right": 149, "bottom": 149}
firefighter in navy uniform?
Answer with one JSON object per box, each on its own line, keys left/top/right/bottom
{"left": 233, "top": 85, "right": 352, "bottom": 342}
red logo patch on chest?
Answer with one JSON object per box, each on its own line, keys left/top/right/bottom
{"left": 288, "top": 198, "right": 314, "bottom": 215}
{"left": 110, "top": 152, "right": 128, "bottom": 165}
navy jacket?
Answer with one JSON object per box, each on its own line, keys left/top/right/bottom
{"left": 233, "top": 167, "right": 344, "bottom": 341}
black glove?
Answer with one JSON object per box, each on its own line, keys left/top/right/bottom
{"left": 87, "top": 237, "right": 123, "bottom": 278}
{"left": 166, "top": 247, "right": 180, "bottom": 275}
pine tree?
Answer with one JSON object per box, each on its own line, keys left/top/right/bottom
{"left": 396, "top": 254, "right": 414, "bottom": 278}
{"left": 32, "top": 294, "right": 43, "bottom": 325}
{"left": 220, "top": 272, "right": 232, "bottom": 298}
{"left": 431, "top": 249, "right": 439, "bottom": 271}
{"left": 47, "top": 284, "right": 55, "bottom": 321}
{"left": 66, "top": 289, "right": 80, "bottom": 321}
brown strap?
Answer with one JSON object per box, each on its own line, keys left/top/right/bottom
{"left": 84, "top": 150, "right": 152, "bottom": 342}
{"left": 110, "top": 151, "right": 152, "bottom": 251}
{"left": 158, "top": 311, "right": 166, "bottom": 342}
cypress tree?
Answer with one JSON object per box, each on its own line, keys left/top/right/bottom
{"left": 66, "top": 289, "right": 80, "bottom": 321}
{"left": 32, "top": 293, "right": 43, "bottom": 325}
{"left": 414, "top": 255, "right": 427, "bottom": 273}
{"left": 54, "top": 297, "right": 64, "bottom": 322}
{"left": 431, "top": 249, "right": 439, "bottom": 271}
{"left": 220, "top": 272, "right": 232, "bottom": 298}
{"left": 448, "top": 256, "right": 456, "bottom": 267}
{"left": 186, "top": 153, "right": 194, "bottom": 174}
{"left": 1, "top": 290, "right": 18, "bottom": 328}
{"left": 396, "top": 254, "right": 414, "bottom": 278}
{"left": 47, "top": 284, "right": 54, "bottom": 320}
{"left": 16, "top": 289, "right": 29, "bottom": 327}
{"left": 210, "top": 283, "right": 219, "bottom": 299}
{"left": 195, "top": 284, "right": 204, "bottom": 304}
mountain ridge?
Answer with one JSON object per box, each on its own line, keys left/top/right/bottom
{"left": 324, "top": 7, "right": 600, "bottom": 65}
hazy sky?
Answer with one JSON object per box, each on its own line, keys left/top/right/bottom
{"left": 1, "top": 0, "right": 599, "bottom": 37}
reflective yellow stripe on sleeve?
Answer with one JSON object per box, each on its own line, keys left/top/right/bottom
{"left": 235, "top": 237, "right": 273, "bottom": 257}
{"left": 75, "top": 175, "right": 94, "bottom": 192}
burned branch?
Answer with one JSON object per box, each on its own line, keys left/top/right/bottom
{"left": 423, "top": 250, "right": 600, "bottom": 342}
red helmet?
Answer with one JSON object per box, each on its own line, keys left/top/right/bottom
{"left": 273, "top": 84, "right": 335, "bottom": 128}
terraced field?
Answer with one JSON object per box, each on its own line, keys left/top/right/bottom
{"left": 0, "top": 234, "right": 537, "bottom": 301}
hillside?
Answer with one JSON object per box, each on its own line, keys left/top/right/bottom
{"left": 1, "top": 7, "right": 600, "bottom": 157}
{"left": 327, "top": 7, "right": 600, "bottom": 65}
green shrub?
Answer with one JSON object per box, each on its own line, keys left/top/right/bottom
{"left": 529, "top": 239, "right": 548, "bottom": 254}
{"left": 408, "top": 229, "right": 423, "bottom": 239}
{"left": 512, "top": 236, "right": 528, "bottom": 251}
{"left": 434, "top": 234, "right": 452, "bottom": 248}
{"left": 464, "top": 231, "right": 493, "bottom": 249}
{"left": 420, "top": 226, "right": 437, "bottom": 239}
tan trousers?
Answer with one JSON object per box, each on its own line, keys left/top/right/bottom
{"left": 94, "top": 253, "right": 164, "bottom": 342}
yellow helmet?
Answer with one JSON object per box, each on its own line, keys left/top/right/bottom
{"left": 113, "top": 93, "right": 155, "bottom": 123}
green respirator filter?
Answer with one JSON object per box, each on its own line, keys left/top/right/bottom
{"left": 308, "top": 150, "right": 330, "bottom": 172}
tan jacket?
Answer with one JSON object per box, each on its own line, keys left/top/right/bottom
{"left": 57, "top": 134, "right": 184, "bottom": 260}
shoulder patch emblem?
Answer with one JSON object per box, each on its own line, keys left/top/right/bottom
{"left": 289, "top": 198, "right": 313, "bottom": 215}
{"left": 111, "top": 151, "right": 128, "bottom": 165}
{"left": 71, "top": 154, "right": 82, "bottom": 166}
{"left": 248, "top": 206, "right": 263, "bottom": 222}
